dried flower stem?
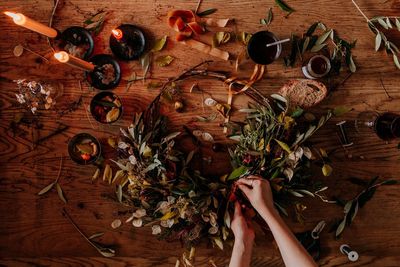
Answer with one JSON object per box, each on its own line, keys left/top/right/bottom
{"left": 351, "top": 0, "right": 370, "bottom": 22}
{"left": 195, "top": 0, "right": 202, "bottom": 14}
{"left": 47, "top": 0, "right": 60, "bottom": 51}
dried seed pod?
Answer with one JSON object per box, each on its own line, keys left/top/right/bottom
{"left": 111, "top": 219, "right": 122, "bottom": 229}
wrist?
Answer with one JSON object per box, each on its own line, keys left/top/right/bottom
{"left": 234, "top": 235, "right": 254, "bottom": 247}
{"left": 259, "top": 205, "right": 279, "bottom": 222}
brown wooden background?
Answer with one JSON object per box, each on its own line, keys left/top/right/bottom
{"left": 0, "top": 0, "right": 400, "bottom": 266}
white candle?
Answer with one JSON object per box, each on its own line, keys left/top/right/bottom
{"left": 4, "top": 11, "right": 58, "bottom": 38}
{"left": 54, "top": 51, "right": 95, "bottom": 72}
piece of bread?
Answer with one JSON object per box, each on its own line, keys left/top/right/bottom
{"left": 278, "top": 79, "right": 328, "bottom": 108}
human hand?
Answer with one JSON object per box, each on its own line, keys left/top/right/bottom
{"left": 231, "top": 201, "right": 255, "bottom": 245}
{"left": 237, "top": 176, "right": 276, "bottom": 217}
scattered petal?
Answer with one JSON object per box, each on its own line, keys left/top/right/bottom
{"left": 111, "top": 219, "right": 122, "bottom": 229}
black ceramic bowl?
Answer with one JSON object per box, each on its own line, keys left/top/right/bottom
{"left": 90, "top": 91, "right": 123, "bottom": 124}
{"left": 86, "top": 54, "right": 121, "bottom": 90}
{"left": 58, "top": 26, "right": 94, "bottom": 59}
{"left": 109, "top": 24, "right": 146, "bottom": 60}
{"left": 68, "top": 133, "right": 101, "bottom": 165}
{"left": 247, "top": 31, "right": 282, "bottom": 65}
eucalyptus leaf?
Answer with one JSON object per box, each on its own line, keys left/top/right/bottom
{"left": 322, "top": 164, "right": 333, "bottom": 176}
{"left": 335, "top": 218, "right": 346, "bottom": 237}
{"left": 274, "top": 139, "right": 292, "bottom": 153}
{"left": 348, "top": 55, "right": 356, "bottom": 73}
{"left": 396, "top": 18, "right": 400, "bottom": 31}
{"left": 56, "top": 183, "right": 67, "bottom": 204}
{"left": 316, "top": 30, "right": 332, "bottom": 45}
{"left": 270, "top": 94, "right": 287, "bottom": 103}
{"left": 385, "top": 17, "right": 392, "bottom": 29}
{"left": 393, "top": 54, "right": 400, "bottom": 69}
{"left": 302, "top": 37, "right": 310, "bottom": 54}
{"left": 38, "top": 182, "right": 55, "bottom": 195}
{"left": 89, "top": 232, "right": 104, "bottom": 240}
{"left": 310, "top": 43, "right": 326, "bottom": 52}
{"left": 375, "top": 33, "right": 382, "bottom": 51}
{"left": 377, "top": 18, "right": 389, "bottom": 29}
{"left": 275, "top": 0, "right": 295, "bottom": 14}
{"left": 139, "top": 53, "right": 151, "bottom": 81}
{"left": 197, "top": 8, "right": 217, "bottom": 17}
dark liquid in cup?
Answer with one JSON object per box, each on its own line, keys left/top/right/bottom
{"left": 310, "top": 56, "right": 328, "bottom": 75}
{"left": 247, "top": 31, "right": 279, "bottom": 65}
{"left": 375, "top": 112, "right": 400, "bottom": 140}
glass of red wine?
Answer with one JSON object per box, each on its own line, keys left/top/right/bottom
{"left": 355, "top": 111, "right": 400, "bottom": 140}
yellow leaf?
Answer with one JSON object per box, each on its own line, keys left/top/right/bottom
{"left": 258, "top": 138, "right": 265, "bottom": 151}
{"left": 319, "top": 148, "right": 328, "bottom": 158}
{"left": 160, "top": 211, "right": 176, "bottom": 221}
{"left": 103, "top": 164, "right": 112, "bottom": 183}
{"left": 143, "top": 145, "right": 152, "bottom": 157}
{"left": 322, "top": 164, "right": 333, "bottom": 176}
{"left": 274, "top": 139, "right": 292, "bottom": 153}
{"left": 92, "top": 168, "right": 100, "bottom": 181}
{"left": 106, "top": 108, "right": 120, "bottom": 123}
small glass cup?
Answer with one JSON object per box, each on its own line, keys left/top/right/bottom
{"left": 302, "top": 55, "right": 331, "bottom": 79}
{"left": 355, "top": 111, "right": 400, "bottom": 140}
{"left": 247, "top": 31, "right": 282, "bottom": 65}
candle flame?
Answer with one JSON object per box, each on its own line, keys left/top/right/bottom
{"left": 112, "top": 29, "right": 123, "bottom": 40}
{"left": 54, "top": 51, "right": 69, "bottom": 63}
{"left": 4, "top": 11, "right": 23, "bottom": 22}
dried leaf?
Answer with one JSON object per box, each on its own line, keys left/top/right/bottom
{"left": 13, "top": 45, "right": 24, "bottom": 57}
{"left": 302, "top": 37, "right": 310, "bottom": 54}
{"left": 377, "top": 18, "right": 388, "bottom": 29}
{"left": 56, "top": 183, "right": 67, "bottom": 203}
{"left": 197, "top": 8, "right": 217, "bottom": 17}
{"left": 213, "top": 237, "right": 224, "bottom": 250}
{"left": 237, "top": 32, "right": 252, "bottom": 46}
{"left": 103, "top": 164, "right": 112, "bottom": 183}
{"left": 155, "top": 55, "right": 174, "bottom": 67}
{"left": 396, "top": 18, "right": 400, "bottom": 31}
{"left": 322, "top": 164, "right": 333, "bottom": 176}
{"left": 111, "top": 219, "right": 122, "bottom": 229}
{"left": 84, "top": 11, "right": 107, "bottom": 35}
{"left": 348, "top": 55, "right": 356, "bottom": 73}
{"left": 139, "top": 53, "right": 151, "bottom": 81}
{"left": 88, "top": 232, "right": 104, "bottom": 240}
{"left": 213, "top": 32, "right": 231, "bottom": 47}
{"left": 152, "top": 36, "right": 168, "bottom": 52}
{"left": 106, "top": 108, "right": 120, "bottom": 123}
{"left": 92, "top": 168, "right": 100, "bottom": 181}
{"left": 38, "top": 181, "right": 55, "bottom": 195}
{"left": 275, "top": 139, "right": 291, "bottom": 153}
{"left": 147, "top": 81, "right": 163, "bottom": 89}
{"left": 335, "top": 218, "right": 346, "bottom": 237}
{"left": 271, "top": 94, "right": 287, "bottom": 103}
{"left": 97, "top": 247, "right": 115, "bottom": 257}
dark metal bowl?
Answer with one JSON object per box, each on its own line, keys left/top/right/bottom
{"left": 86, "top": 54, "right": 121, "bottom": 90}
{"left": 109, "top": 24, "right": 146, "bottom": 60}
{"left": 58, "top": 26, "right": 94, "bottom": 59}
{"left": 68, "top": 133, "right": 102, "bottom": 165}
{"left": 90, "top": 91, "right": 123, "bottom": 124}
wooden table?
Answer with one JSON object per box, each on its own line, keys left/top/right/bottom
{"left": 0, "top": 0, "right": 399, "bottom": 266}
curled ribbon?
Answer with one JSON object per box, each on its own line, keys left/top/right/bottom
{"left": 222, "top": 65, "right": 266, "bottom": 133}
{"left": 167, "top": 10, "right": 230, "bottom": 61}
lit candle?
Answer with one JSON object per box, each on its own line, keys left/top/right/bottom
{"left": 4, "top": 11, "right": 58, "bottom": 38}
{"left": 111, "top": 29, "right": 124, "bottom": 41}
{"left": 54, "top": 51, "right": 95, "bottom": 71}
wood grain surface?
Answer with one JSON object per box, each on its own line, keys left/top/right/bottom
{"left": 0, "top": 0, "right": 400, "bottom": 266}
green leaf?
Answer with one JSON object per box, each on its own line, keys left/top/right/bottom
{"left": 316, "top": 30, "right": 332, "bottom": 45}
{"left": 197, "top": 8, "right": 218, "bottom": 17}
{"left": 56, "top": 183, "right": 67, "bottom": 204}
{"left": 227, "top": 166, "right": 248, "bottom": 180}
{"left": 322, "top": 164, "right": 333, "bottom": 176}
{"left": 393, "top": 54, "right": 400, "bottom": 69}
{"left": 155, "top": 55, "right": 174, "bottom": 67}
{"left": 335, "top": 218, "right": 346, "bottom": 237}
{"left": 38, "top": 182, "right": 55, "bottom": 195}
{"left": 386, "top": 17, "right": 392, "bottom": 29}
{"left": 275, "top": 0, "right": 295, "bottom": 14}
{"left": 291, "top": 107, "right": 304, "bottom": 118}
{"left": 395, "top": 18, "right": 400, "bottom": 31}
{"left": 152, "top": 36, "right": 168, "bottom": 52}
{"left": 348, "top": 55, "right": 356, "bottom": 73}
{"left": 350, "top": 201, "right": 359, "bottom": 222}
{"left": 375, "top": 33, "right": 382, "bottom": 51}
{"left": 263, "top": 8, "right": 273, "bottom": 26}
{"left": 377, "top": 18, "right": 389, "bottom": 29}
{"left": 333, "top": 106, "right": 353, "bottom": 116}
{"left": 271, "top": 94, "right": 287, "bottom": 103}
{"left": 310, "top": 43, "right": 326, "bottom": 52}
{"left": 306, "top": 22, "right": 318, "bottom": 36}
{"left": 274, "top": 139, "right": 292, "bottom": 153}
{"left": 344, "top": 200, "right": 353, "bottom": 214}
{"left": 302, "top": 37, "right": 310, "bottom": 54}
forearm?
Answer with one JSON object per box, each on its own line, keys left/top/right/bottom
{"left": 228, "top": 239, "right": 253, "bottom": 267}
{"left": 259, "top": 207, "right": 317, "bottom": 267}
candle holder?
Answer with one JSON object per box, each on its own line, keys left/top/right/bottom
{"left": 90, "top": 91, "right": 123, "bottom": 124}
{"left": 109, "top": 24, "right": 146, "bottom": 60}
{"left": 86, "top": 54, "right": 121, "bottom": 90}
{"left": 56, "top": 26, "right": 94, "bottom": 59}
{"left": 247, "top": 31, "right": 282, "bottom": 65}
{"left": 68, "top": 133, "right": 102, "bottom": 165}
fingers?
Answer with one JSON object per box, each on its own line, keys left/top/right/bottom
{"left": 233, "top": 201, "right": 242, "bottom": 218}
{"left": 238, "top": 183, "right": 251, "bottom": 196}
{"left": 237, "top": 178, "right": 253, "bottom": 186}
